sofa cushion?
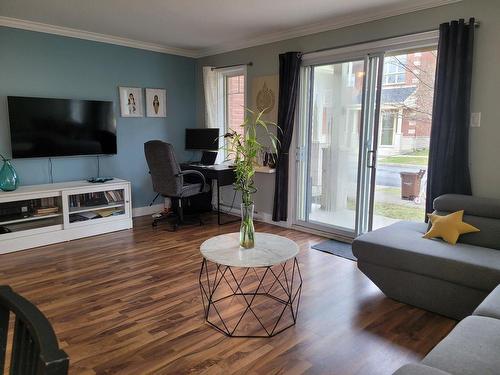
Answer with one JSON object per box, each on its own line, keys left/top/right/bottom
{"left": 434, "top": 194, "right": 500, "bottom": 219}
{"left": 422, "top": 316, "right": 500, "bottom": 375}
{"left": 473, "top": 284, "right": 500, "bottom": 319}
{"left": 393, "top": 364, "right": 451, "bottom": 375}
{"left": 352, "top": 221, "right": 500, "bottom": 291}
{"left": 433, "top": 194, "right": 500, "bottom": 250}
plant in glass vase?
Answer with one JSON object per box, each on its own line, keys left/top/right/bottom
{"left": 224, "top": 109, "right": 279, "bottom": 248}
{"left": 0, "top": 152, "right": 19, "bottom": 192}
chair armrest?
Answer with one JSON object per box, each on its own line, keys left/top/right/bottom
{"left": 181, "top": 170, "right": 206, "bottom": 191}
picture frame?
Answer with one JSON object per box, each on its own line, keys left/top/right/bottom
{"left": 119, "top": 87, "right": 143, "bottom": 117}
{"left": 145, "top": 88, "right": 167, "bottom": 117}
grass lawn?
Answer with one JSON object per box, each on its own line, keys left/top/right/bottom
{"left": 347, "top": 190, "right": 425, "bottom": 221}
{"left": 408, "top": 149, "right": 428, "bottom": 157}
{"left": 380, "top": 148, "right": 429, "bottom": 166}
{"left": 374, "top": 186, "right": 425, "bottom": 220}
{"left": 373, "top": 202, "right": 425, "bottom": 221}
{"left": 376, "top": 186, "right": 401, "bottom": 196}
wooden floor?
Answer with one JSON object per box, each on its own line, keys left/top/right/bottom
{"left": 0, "top": 214, "right": 456, "bottom": 375}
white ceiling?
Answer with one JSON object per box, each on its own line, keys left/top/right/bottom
{"left": 0, "top": 0, "right": 458, "bottom": 57}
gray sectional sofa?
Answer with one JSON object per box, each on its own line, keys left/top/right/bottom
{"left": 393, "top": 284, "right": 500, "bottom": 375}
{"left": 352, "top": 194, "right": 500, "bottom": 319}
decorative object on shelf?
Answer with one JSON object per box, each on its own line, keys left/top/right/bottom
{"left": 145, "top": 88, "right": 166, "bottom": 117}
{"left": 0, "top": 153, "right": 19, "bottom": 191}
{"left": 119, "top": 87, "right": 144, "bottom": 117}
{"left": 224, "top": 109, "right": 279, "bottom": 248}
{"left": 266, "top": 152, "right": 278, "bottom": 169}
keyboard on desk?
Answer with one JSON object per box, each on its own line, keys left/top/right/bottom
{"left": 189, "top": 163, "right": 214, "bottom": 168}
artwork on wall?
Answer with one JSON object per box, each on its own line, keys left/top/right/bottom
{"left": 145, "top": 88, "right": 167, "bottom": 117}
{"left": 119, "top": 87, "right": 143, "bottom": 117}
{"left": 251, "top": 75, "right": 279, "bottom": 123}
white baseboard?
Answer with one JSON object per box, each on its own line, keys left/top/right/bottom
{"left": 218, "top": 204, "right": 291, "bottom": 228}
{"left": 132, "top": 203, "right": 165, "bottom": 218}
{"left": 291, "top": 224, "right": 351, "bottom": 242}
{"left": 132, "top": 202, "right": 292, "bottom": 229}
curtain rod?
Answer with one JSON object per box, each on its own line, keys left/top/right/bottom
{"left": 302, "top": 21, "right": 479, "bottom": 56}
{"left": 211, "top": 62, "right": 253, "bottom": 71}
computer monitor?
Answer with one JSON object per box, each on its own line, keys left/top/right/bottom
{"left": 185, "top": 128, "right": 219, "bottom": 151}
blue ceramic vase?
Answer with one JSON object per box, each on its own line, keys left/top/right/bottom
{"left": 0, "top": 159, "right": 19, "bottom": 191}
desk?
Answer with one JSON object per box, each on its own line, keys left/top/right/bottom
{"left": 180, "top": 163, "right": 237, "bottom": 225}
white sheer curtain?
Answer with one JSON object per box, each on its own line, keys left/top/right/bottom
{"left": 203, "top": 66, "right": 224, "bottom": 164}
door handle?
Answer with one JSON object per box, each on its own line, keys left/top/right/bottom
{"left": 367, "top": 150, "right": 376, "bottom": 169}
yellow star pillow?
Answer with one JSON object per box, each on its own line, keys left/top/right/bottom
{"left": 423, "top": 210, "right": 480, "bottom": 245}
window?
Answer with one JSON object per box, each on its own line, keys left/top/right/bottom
{"left": 219, "top": 66, "right": 246, "bottom": 158}
{"left": 383, "top": 55, "right": 407, "bottom": 84}
{"left": 225, "top": 74, "right": 245, "bottom": 137}
{"left": 380, "top": 111, "right": 397, "bottom": 146}
{"left": 203, "top": 65, "right": 246, "bottom": 162}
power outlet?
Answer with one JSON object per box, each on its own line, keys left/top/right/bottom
{"left": 471, "top": 112, "right": 481, "bottom": 128}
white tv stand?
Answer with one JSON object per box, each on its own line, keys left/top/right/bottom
{"left": 0, "top": 179, "right": 133, "bottom": 254}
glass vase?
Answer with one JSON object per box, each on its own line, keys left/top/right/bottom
{"left": 240, "top": 203, "right": 255, "bottom": 249}
{"left": 0, "top": 159, "right": 19, "bottom": 191}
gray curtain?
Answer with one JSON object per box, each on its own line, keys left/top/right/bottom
{"left": 272, "top": 52, "right": 302, "bottom": 222}
{"left": 426, "top": 18, "right": 475, "bottom": 215}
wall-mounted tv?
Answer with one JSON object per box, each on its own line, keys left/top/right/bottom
{"left": 7, "top": 96, "right": 117, "bottom": 158}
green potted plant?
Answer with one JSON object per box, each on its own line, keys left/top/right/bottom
{"left": 0, "top": 152, "right": 19, "bottom": 191}
{"left": 224, "top": 109, "right": 279, "bottom": 248}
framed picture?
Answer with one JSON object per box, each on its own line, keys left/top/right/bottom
{"left": 145, "top": 88, "right": 167, "bottom": 117}
{"left": 119, "top": 87, "right": 143, "bottom": 117}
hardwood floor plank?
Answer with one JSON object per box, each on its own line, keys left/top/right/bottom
{"left": 0, "top": 214, "right": 455, "bottom": 374}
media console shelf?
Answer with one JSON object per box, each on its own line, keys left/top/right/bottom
{"left": 0, "top": 179, "right": 133, "bottom": 254}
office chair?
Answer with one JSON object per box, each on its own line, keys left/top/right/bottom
{"left": 144, "top": 140, "right": 210, "bottom": 230}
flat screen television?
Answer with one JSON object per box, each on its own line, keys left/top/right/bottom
{"left": 185, "top": 128, "right": 219, "bottom": 151}
{"left": 8, "top": 96, "right": 117, "bottom": 158}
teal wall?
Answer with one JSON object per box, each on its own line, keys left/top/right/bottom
{"left": 0, "top": 26, "right": 196, "bottom": 208}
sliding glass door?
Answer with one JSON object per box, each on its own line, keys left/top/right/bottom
{"left": 296, "top": 56, "right": 381, "bottom": 236}
{"left": 371, "top": 48, "right": 437, "bottom": 230}
{"left": 295, "top": 38, "right": 438, "bottom": 238}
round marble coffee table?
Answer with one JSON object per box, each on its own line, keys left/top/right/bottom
{"left": 199, "top": 232, "right": 302, "bottom": 337}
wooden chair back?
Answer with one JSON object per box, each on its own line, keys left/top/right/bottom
{"left": 0, "top": 286, "right": 69, "bottom": 375}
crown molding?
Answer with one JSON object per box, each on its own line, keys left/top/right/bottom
{"left": 196, "top": 0, "right": 461, "bottom": 57}
{"left": 0, "top": 16, "right": 199, "bottom": 58}
{"left": 0, "top": 0, "right": 461, "bottom": 59}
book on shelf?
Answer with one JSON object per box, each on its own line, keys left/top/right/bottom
{"left": 69, "top": 207, "right": 124, "bottom": 223}
{"left": 34, "top": 206, "right": 59, "bottom": 216}
{"left": 104, "top": 190, "right": 124, "bottom": 203}
{"left": 69, "top": 191, "right": 124, "bottom": 208}
{"left": 39, "top": 197, "right": 56, "bottom": 207}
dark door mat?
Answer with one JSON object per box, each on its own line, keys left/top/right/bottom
{"left": 311, "top": 239, "right": 356, "bottom": 261}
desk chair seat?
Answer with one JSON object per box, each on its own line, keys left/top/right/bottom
{"left": 180, "top": 179, "right": 210, "bottom": 197}
{"left": 145, "top": 140, "right": 210, "bottom": 230}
